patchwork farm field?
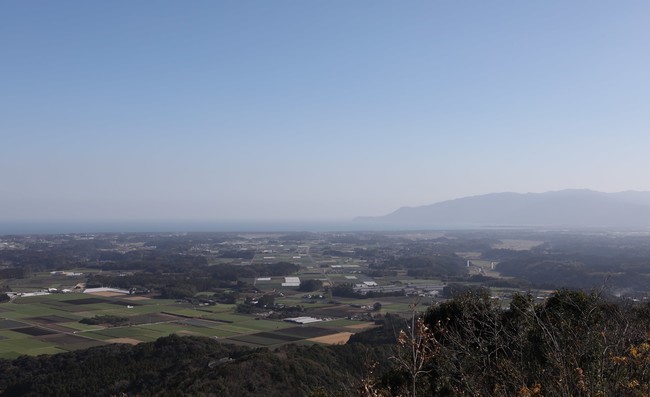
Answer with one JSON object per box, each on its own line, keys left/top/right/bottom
{"left": 0, "top": 292, "right": 373, "bottom": 358}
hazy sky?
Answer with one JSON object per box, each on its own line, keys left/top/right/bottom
{"left": 2, "top": 1, "right": 650, "bottom": 222}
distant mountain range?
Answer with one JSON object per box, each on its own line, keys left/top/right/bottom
{"left": 356, "top": 189, "right": 650, "bottom": 229}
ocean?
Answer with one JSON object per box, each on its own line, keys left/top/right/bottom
{"left": 0, "top": 219, "right": 448, "bottom": 235}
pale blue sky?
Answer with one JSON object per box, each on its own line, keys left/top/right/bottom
{"left": 2, "top": 1, "right": 650, "bottom": 222}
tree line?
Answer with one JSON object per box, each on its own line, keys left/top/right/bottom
{"left": 3, "top": 289, "right": 650, "bottom": 396}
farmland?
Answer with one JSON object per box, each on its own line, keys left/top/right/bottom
{"left": 3, "top": 229, "right": 650, "bottom": 359}
{"left": 0, "top": 289, "right": 376, "bottom": 359}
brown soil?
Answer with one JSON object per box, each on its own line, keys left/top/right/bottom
{"left": 308, "top": 332, "right": 353, "bottom": 345}
{"left": 123, "top": 295, "right": 151, "bottom": 300}
{"left": 345, "top": 323, "right": 379, "bottom": 330}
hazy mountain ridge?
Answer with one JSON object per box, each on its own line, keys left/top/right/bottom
{"left": 357, "top": 189, "right": 650, "bottom": 228}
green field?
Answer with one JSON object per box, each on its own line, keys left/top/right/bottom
{"left": 0, "top": 291, "right": 375, "bottom": 358}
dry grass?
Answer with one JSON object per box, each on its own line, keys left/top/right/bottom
{"left": 123, "top": 295, "right": 151, "bottom": 301}
{"left": 309, "top": 332, "right": 353, "bottom": 345}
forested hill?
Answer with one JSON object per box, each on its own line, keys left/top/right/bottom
{"left": 0, "top": 334, "right": 393, "bottom": 397}
{"left": 357, "top": 189, "right": 650, "bottom": 228}
{"left": 3, "top": 291, "right": 650, "bottom": 397}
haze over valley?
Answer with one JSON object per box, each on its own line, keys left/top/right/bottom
{"left": 3, "top": 1, "right": 650, "bottom": 396}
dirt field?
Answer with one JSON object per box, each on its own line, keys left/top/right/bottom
{"left": 345, "top": 323, "right": 379, "bottom": 330}
{"left": 123, "top": 295, "right": 151, "bottom": 301}
{"left": 107, "top": 337, "right": 141, "bottom": 345}
{"left": 308, "top": 332, "right": 353, "bottom": 345}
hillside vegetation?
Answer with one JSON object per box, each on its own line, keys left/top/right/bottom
{"left": 2, "top": 290, "right": 650, "bottom": 396}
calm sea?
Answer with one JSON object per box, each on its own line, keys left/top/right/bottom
{"left": 0, "top": 219, "right": 457, "bottom": 235}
